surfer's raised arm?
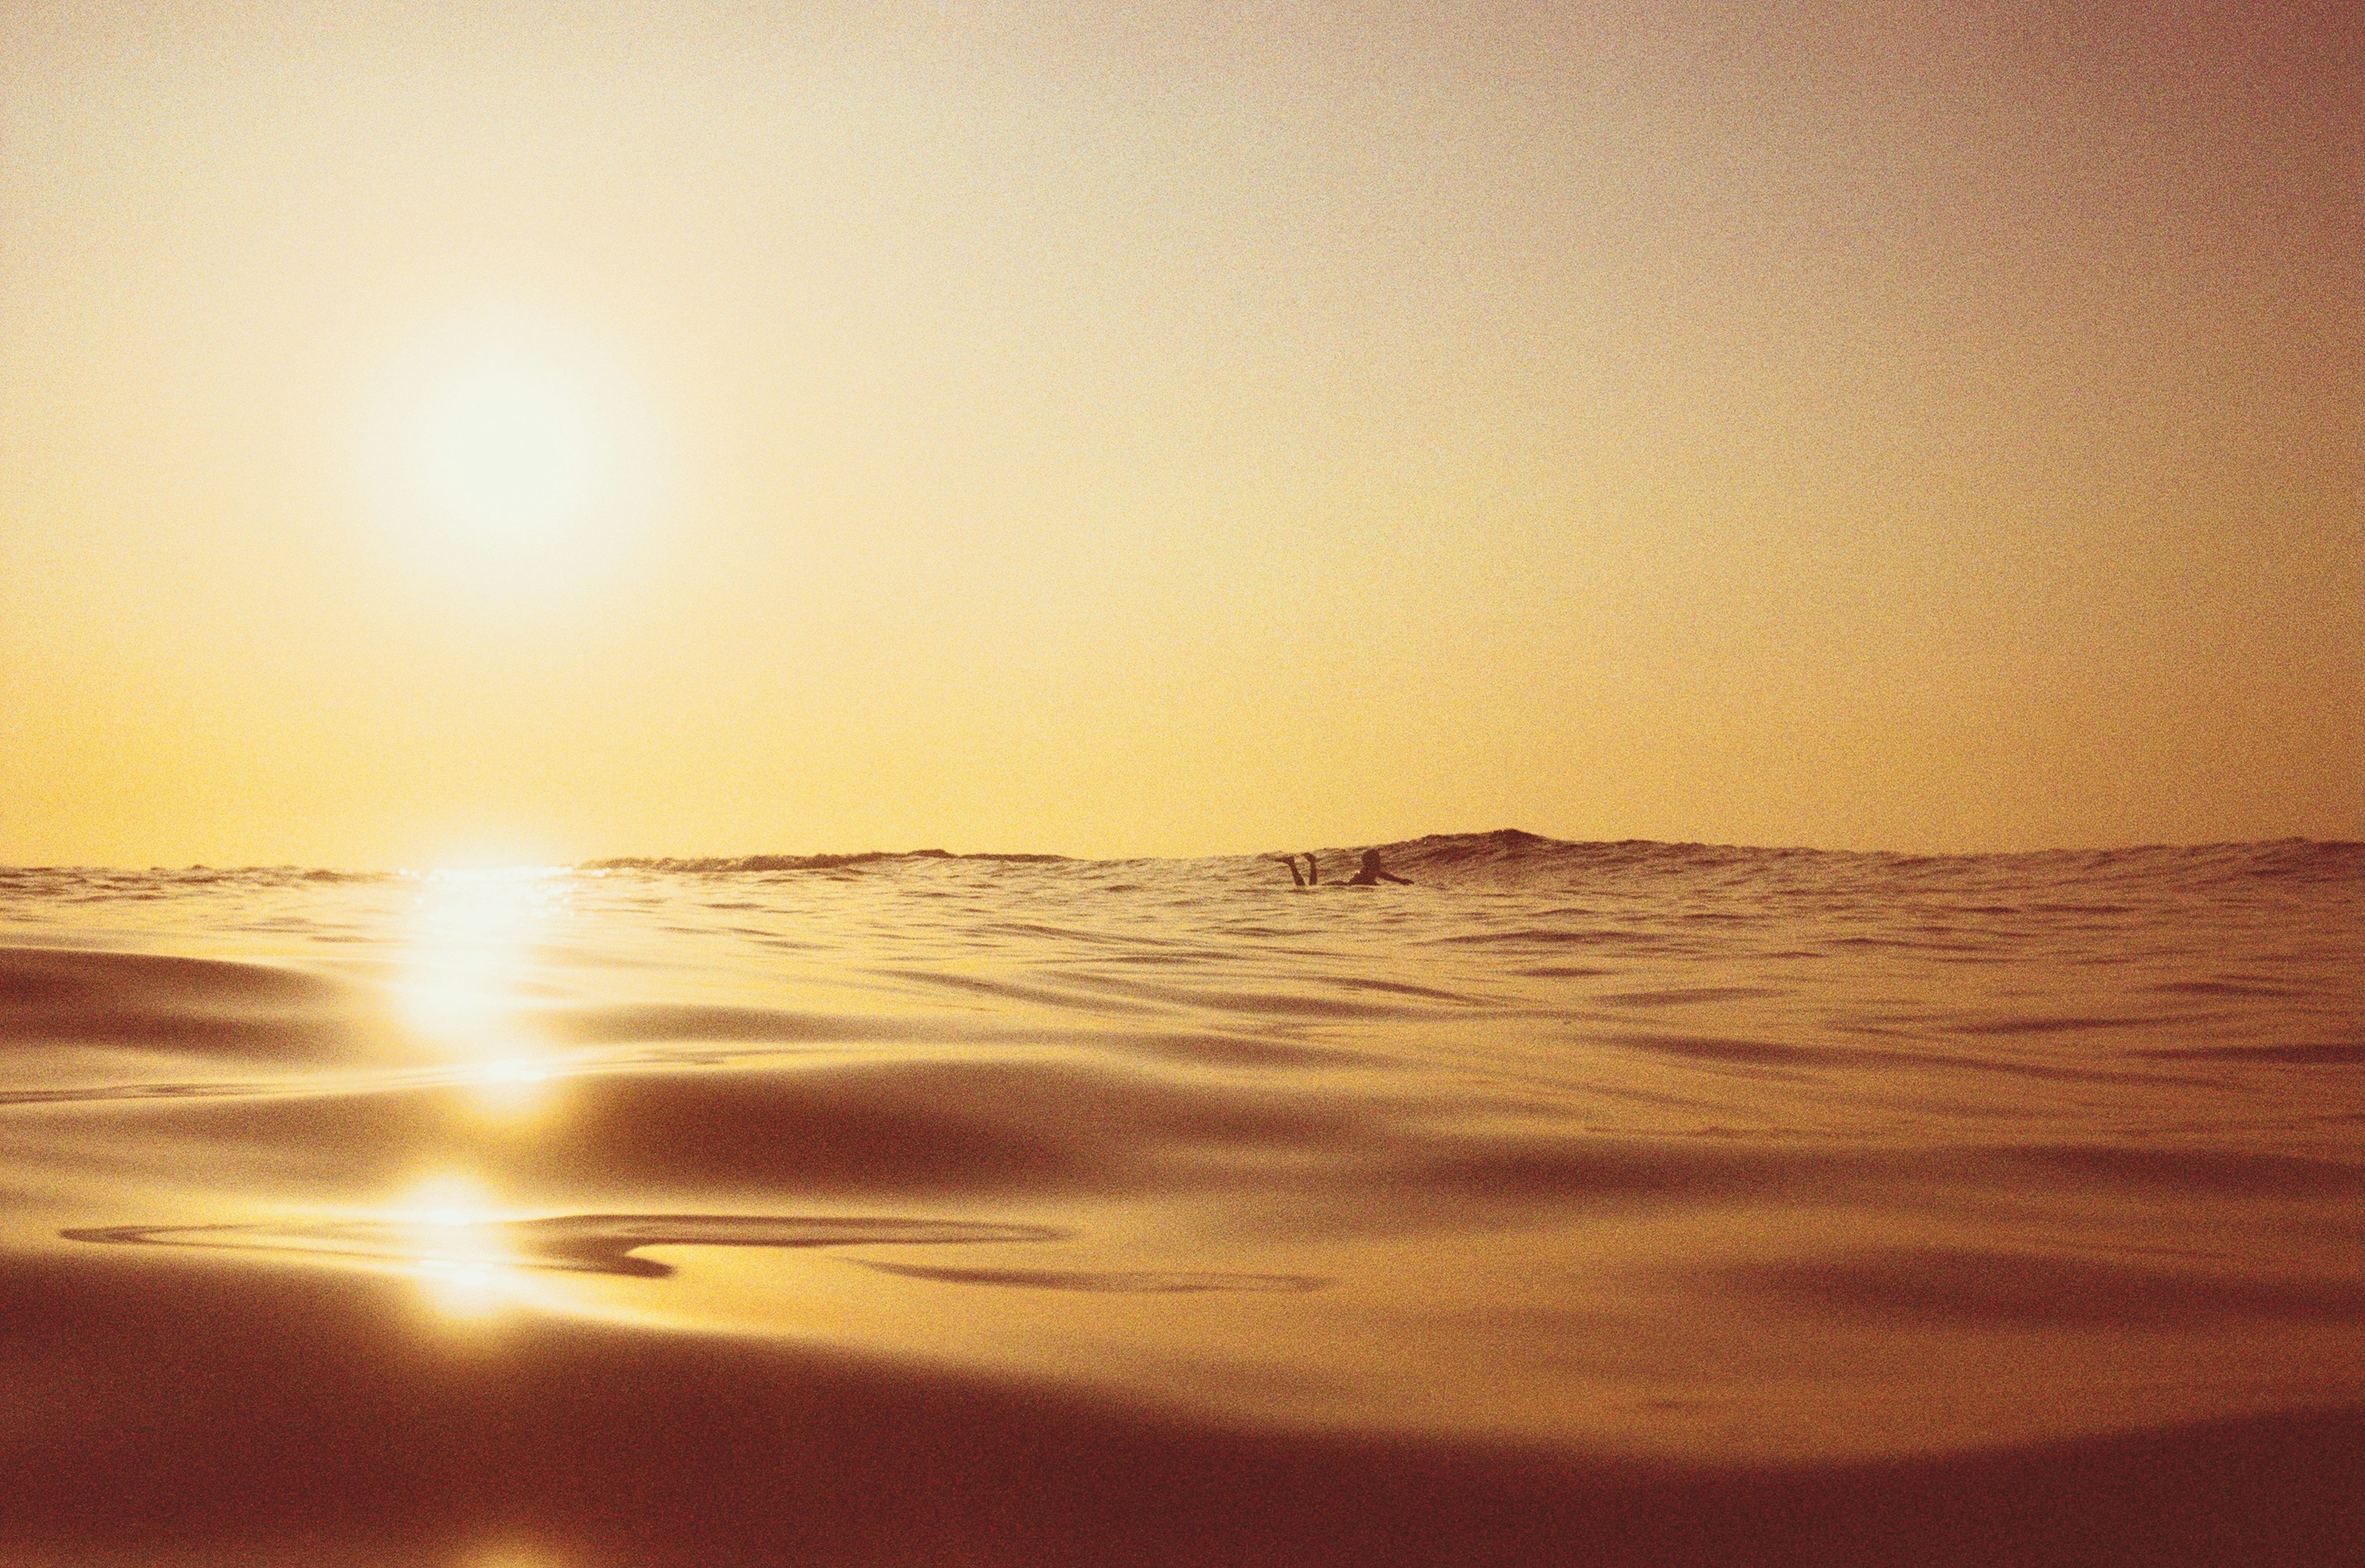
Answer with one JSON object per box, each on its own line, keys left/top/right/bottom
{"left": 1274, "top": 854, "right": 1307, "bottom": 887}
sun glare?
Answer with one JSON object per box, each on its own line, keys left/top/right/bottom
{"left": 364, "top": 325, "right": 653, "bottom": 584}
{"left": 398, "top": 868, "right": 549, "bottom": 1045}
{"left": 394, "top": 1173, "right": 521, "bottom": 1321}
{"left": 396, "top": 868, "right": 566, "bottom": 1113}
{"left": 400, "top": 1172, "right": 499, "bottom": 1235}
{"left": 414, "top": 354, "right": 607, "bottom": 542}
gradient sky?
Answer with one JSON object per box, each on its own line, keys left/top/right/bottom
{"left": 3, "top": 1, "right": 2358, "bottom": 867}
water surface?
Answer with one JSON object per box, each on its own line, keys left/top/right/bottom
{"left": 2, "top": 831, "right": 2357, "bottom": 1564}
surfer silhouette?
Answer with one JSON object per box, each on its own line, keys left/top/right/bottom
{"left": 1276, "top": 849, "right": 1408, "bottom": 887}
{"left": 1343, "top": 848, "right": 1410, "bottom": 886}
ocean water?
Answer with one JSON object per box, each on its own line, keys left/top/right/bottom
{"left": 1, "top": 830, "right": 2358, "bottom": 1566}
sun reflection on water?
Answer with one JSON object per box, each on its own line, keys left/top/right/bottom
{"left": 397, "top": 868, "right": 568, "bottom": 1111}
{"left": 416, "top": 1256, "right": 508, "bottom": 1319}
{"left": 460, "top": 1542, "right": 570, "bottom": 1568}
{"left": 394, "top": 1173, "right": 521, "bottom": 1322}
{"left": 467, "top": 1055, "right": 556, "bottom": 1118}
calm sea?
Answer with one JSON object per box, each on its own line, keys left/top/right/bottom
{"left": 2, "top": 831, "right": 2358, "bottom": 1566}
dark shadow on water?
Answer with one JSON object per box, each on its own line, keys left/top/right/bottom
{"left": 2008, "top": 1144, "right": 2365, "bottom": 1199}
{"left": 0, "top": 1252, "right": 2356, "bottom": 1566}
{"left": 2135, "top": 1040, "right": 2363, "bottom": 1064}
{"left": 78, "top": 1059, "right": 1373, "bottom": 1199}
{"left": 0, "top": 943, "right": 373, "bottom": 1059}
{"left": 853, "top": 1261, "right": 1327, "bottom": 1293}
{"left": 1595, "top": 985, "right": 1786, "bottom": 1007}
{"left": 1712, "top": 1246, "right": 2365, "bottom": 1328}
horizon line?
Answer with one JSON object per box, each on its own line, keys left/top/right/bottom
{"left": 4, "top": 829, "right": 2358, "bottom": 879}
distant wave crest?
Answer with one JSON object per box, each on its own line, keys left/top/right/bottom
{"left": 581, "top": 849, "right": 1073, "bottom": 874}
{"left": 1295, "top": 828, "right": 2365, "bottom": 892}
{"left": 1, "top": 830, "right": 2354, "bottom": 886}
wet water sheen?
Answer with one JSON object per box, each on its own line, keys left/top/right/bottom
{"left": 1, "top": 832, "right": 2358, "bottom": 1566}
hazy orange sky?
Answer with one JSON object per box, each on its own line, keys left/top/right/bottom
{"left": 3, "top": 1, "right": 2358, "bottom": 867}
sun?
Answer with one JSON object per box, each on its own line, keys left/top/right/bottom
{"left": 365, "top": 326, "right": 652, "bottom": 581}
{"left": 411, "top": 349, "right": 615, "bottom": 545}
{"left": 415, "top": 355, "right": 604, "bottom": 539}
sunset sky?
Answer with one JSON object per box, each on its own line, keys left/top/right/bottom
{"left": 3, "top": 0, "right": 2358, "bottom": 868}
